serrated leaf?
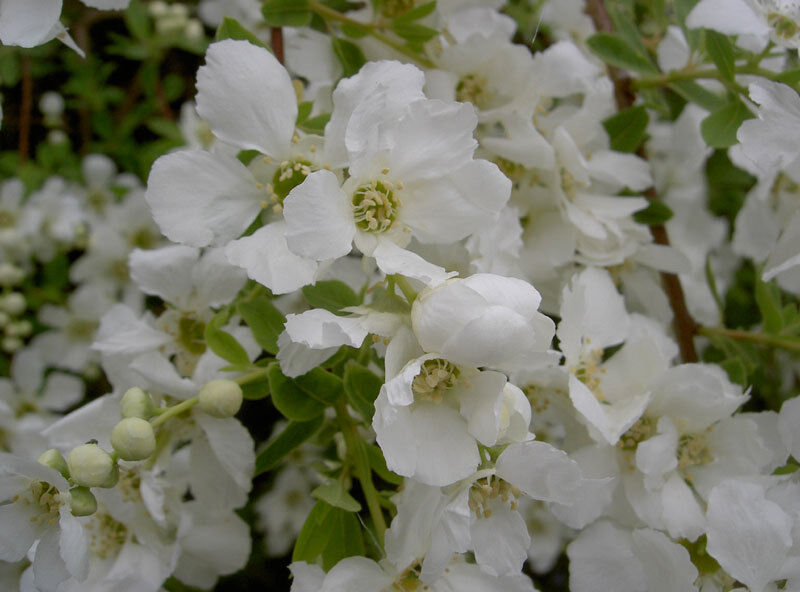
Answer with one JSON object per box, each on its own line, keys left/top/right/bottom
{"left": 205, "top": 313, "right": 251, "bottom": 366}
{"left": 603, "top": 105, "right": 649, "bottom": 153}
{"left": 303, "top": 280, "right": 360, "bottom": 314}
{"left": 215, "top": 17, "right": 269, "bottom": 48}
{"left": 586, "top": 33, "right": 658, "bottom": 75}
{"left": 390, "top": 21, "right": 438, "bottom": 44}
{"left": 262, "top": 0, "right": 312, "bottom": 26}
{"left": 633, "top": 200, "right": 673, "bottom": 225}
{"left": 255, "top": 415, "right": 324, "bottom": 474}
{"left": 343, "top": 362, "right": 382, "bottom": 422}
{"left": 312, "top": 481, "right": 362, "bottom": 512}
{"left": 331, "top": 37, "right": 366, "bottom": 78}
{"left": 267, "top": 363, "right": 327, "bottom": 421}
{"left": 701, "top": 99, "right": 753, "bottom": 148}
{"left": 704, "top": 30, "right": 735, "bottom": 82}
{"left": 394, "top": 1, "right": 437, "bottom": 22}
{"left": 238, "top": 296, "right": 285, "bottom": 355}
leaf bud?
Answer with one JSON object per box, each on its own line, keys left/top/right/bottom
{"left": 120, "top": 386, "right": 155, "bottom": 419}
{"left": 67, "top": 443, "right": 115, "bottom": 488}
{"left": 111, "top": 417, "right": 156, "bottom": 461}
{"left": 197, "top": 379, "right": 243, "bottom": 418}
{"left": 37, "top": 448, "right": 69, "bottom": 479}
{"left": 69, "top": 486, "right": 97, "bottom": 517}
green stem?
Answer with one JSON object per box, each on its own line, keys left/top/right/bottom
{"left": 392, "top": 275, "right": 418, "bottom": 305}
{"left": 634, "top": 64, "right": 796, "bottom": 91}
{"left": 310, "top": 2, "right": 435, "bottom": 68}
{"left": 698, "top": 326, "right": 800, "bottom": 354}
{"left": 334, "top": 399, "right": 387, "bottom": 547}
{"left": 234, "top": 367, "right": 269, "bottom": 386}
{"left": 150, "top": 397, "right": 198, "bottom": 428}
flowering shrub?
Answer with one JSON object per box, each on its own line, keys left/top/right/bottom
{"left": 1, "top": 0, "right": 800, "bottom": 591}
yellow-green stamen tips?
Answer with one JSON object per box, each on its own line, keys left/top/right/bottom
{"left": 352, "top": 180, "right": 401, "bottom": 233}
{"left": 412, "top": 358, "right": 459, "bottom": 403}
{"left": 67, "top": 443, "right": 116, "bottom": 488}
{"left": 197, "top": 379, "right": 243, "bottom": 418}
{"left": 271, "top": 159, "right": 313, "bottom": 203}
{"left": 456, "top": 74, "right": 492, "bottom": 109}
{"left": 111, "top": 417, "right": 156, "bottom": 461}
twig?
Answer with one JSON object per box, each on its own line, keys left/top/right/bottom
{"left": 271, "top": 28, "right": 285, "bottom": 65}
{"left": 585, "top": 0, "right": 699, "bottom": 362}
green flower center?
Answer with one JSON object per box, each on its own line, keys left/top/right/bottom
{"left": 381, "top": 0, "right": 416, "bottom": 18}
{"left": 617, "top": 415, "right": 657, "bottom": 452}
{"left": 12, "top": 481, "right": 63, "bottom": 527}
{"left": 352, "top": 180, "right": 401, "bottom": 233}
{"left": 456, "top": 74, "right": 492, "bottom": 109}
{"left": 469, "top": 476, "right": 522, "bottom": 518}
{"left": 270, "top": 159, "right": 313, "bottom": 205}
{"left": 67, "top": 319, "right": 99, "bottom": 341}
{"left": 87, "top": 512, "right": 128, "bottom": 559}
{"left": 0, "top": 209, "right": 15, "bottom": 227}
{"left": 769, "top": 13, "right": 799, "bottom": 39}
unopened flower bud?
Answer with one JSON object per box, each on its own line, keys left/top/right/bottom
{"left": 6, "top": 320, "right": 32, "bottom": 338}
{"left": 111, "top": 417, "right": 156, "bottom": 461}
{"left": 67, "top": 443, "right": 115, "bottom": 488}
{"left": 197, "top": 379, "right": 243, "bottom": 418}
{"left": 69, "top": 486, "right": 97, "bottom": 517}
{"left": 2, "top": 336, "right": 22, "bottom": 353}
{"left": 100, "top": 463, "right": 119, "bottom": 488}
{"left": 0, "top": 292, "right": 26, "bottom": 315}
{"left": 121, "top": 386, "right": 155, "bottom": 419}
{"left": 148, "top": 0, "right": 168, "bottom": 17}
{"left": 38, "top": 448, "right": 69, "bottom": 479}
{"left": 0, "top": 263, "right": 24, "bottom": 286}
{"left": 185, "top": 19, "right": 203, "bottom": 42}
{"left": 39, "top": 91, "right": 65, "bottom": 118}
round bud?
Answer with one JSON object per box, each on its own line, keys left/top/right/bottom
{"left": 197, "top": 379, "right": 243, "bottom": 418}
{"left": 67, "top": 443, "right": 115, "bottom": 488}
{"left": 148, "top": 0, "right": 168, "bottom": 16}
{"left": 37, "top": 448, "right": 69, "bottom": 479}
{"left": 0, "top": 264, "right": 24, "bottom": 287}
{"left": 2, "top": 336, "right": 22, "bottom": 353}
{"left": 100, "top": 463, "right": 119, "bottom": 489}
{"left": 111, "top": 418, "right": 156, "bottom": 461}
{"left": 69, "top": 486, "right": 97, "bottom": 517}
{"left": 121, "top": 387, "right": 155, "bottom": 419}
{"left": 39, "top": 91, "right": 65, "bottom": 118}
{"left": 0, "top": 292, "right": 26, "bottom": 315}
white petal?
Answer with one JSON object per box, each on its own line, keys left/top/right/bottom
{"left": 146, "top": 149, "right": 262, "bottom": 247}
{"left": 196, "top": 39, "right": 297, "bottom": 156}
{"left": 372, "top": 240, "right": 456, "bottom": 287}
{"left": 587, "top": 151, "right": 652, "bottom": 192}
{"left": 32, "top": 528, "right": 71, "bottom": 592}
{"left": 0, "top": 502, "right": 40, "bottom": 562}
{"left": 283, "top": 308, "right": 369, "bottom": 350}
{"left": 195, "top": 414, "right": 254, "bottom": 494}
{"left": 496, "top": 441, "right": 582, "bottom": 504}
{"left": 569, "top": 374, "right": 651, "bottom": 445}
{"left": 631, "top": 528, "right": 699, "bottom": 592}
{"left": 0, "top": 0, "right": 61, "bottom": 47}
{"left": 686, "top": 0, "right": 768, "bottom": 37}
{"left": 283, "top": 170, "right": 355, "bottom": 260}
{"left": 129, "top": 245, "right": 198, "bottom": 305}
{"left": 191, "top": 247, "right": 248, "bottom": 308}
{"left": 225, "top": 221, "right": 318, "bottom": 294}
{"left": 471, "top": 500, "right": 530, "bottom": 577}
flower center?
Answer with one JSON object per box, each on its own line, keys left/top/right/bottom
{"left": 677, "top": 431, "right": 712, "bottom": 471}
{"left": 381, "top": 0, "right": 416, "bottom": 18}
{"left": 66, "top": 318, "right": 99, "bottom": 341}
{"left": 768, "top": 12, "right": 799, "bottom": 39}
{"left": 12, "top": 481, "right": 64, "bottom": 526}
{"left": 468, "top": 476, "right": 522, "bottom": 518}
{"left": 617, "top": 415, "right": 657, "bottom": 452}
{"left": 352, "top": 180, "right": 401, "bottom": 233}
{"left": 456, "top": 74, "right": 492, "bottom": 110}
{"left": 0, "top": 209, "right": 15, "bottom": 227}
{"left": 270, "top": 159, "right": 313, "bottom": 206}
{"left": 87, "top": 512, "right": 128, "bottom": 559}
{"left": 571, "top": 348, "right": 606, "bottom": 401}
{"left": 412, "top": 358, "right": 459, "bottom": 403}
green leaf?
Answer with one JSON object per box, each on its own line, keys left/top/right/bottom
{"left": 633, "top": 200, "right": 673, "bottom": 225}
{"left": 670, "top": 81, "right": 726, "bottom": 112}
{"left": 255, "top": 415, "right": 324, "bottom": 474}
{"left": 215, "top": 17, "right": 269, "bottom": 48}
{"left": 389, "top": 21, "right": 439, "bottom": 44}
{"left": 204, "top": 312, "right": 251, "bottom": 366}
{"left": 302, "top": 280, "right": 360, "bottom": 314}
{"left": 241, "top": 372, "right": 271, "bottom": 400}
{"left": 267, "top": 363, "right": 327, "bottom": 421}
{"left": 298, "top": 113, "right": 331, "bottom": 135}
{"left": 720, "top": 357, "right": 748, "bottom": 386}
{"left": 296, "top": 367, "right": 345, "bottom": 405}
{"left": 331, "top": 37, "right": 367, "bottom": 78}
{"left": 674, "top": 0, "right": 702, "bottom": 50}
{"left": 343, "top": 362, "right": 382, "bottom": 422}
{"left": 774, "top": 68, "right": 800, "bottom": 85}
{"left": 365, "top": 443, "right": 402, "bottom": 485}
{"left": 296, "top": 101, "right": 313, "bottom": 124}
{"left": 394, "top": 1, "right": 437, "bottom": 22}
{"left": 755, "top": 277, "right": 784, "bottom": 334}
{"left": 586, "top": 33, "right": 658, "bottom": 75}
{"left": 124, "top": 0, "right": 151, "bottom": 40}
{"left": 704, "top": 30, "right": 735, "bottom": 82}
{"left": 311, "top": 481, "right": 362, "bottom": 512}
{"left": 238, "top": 296, "right": 286, "bottom": 355}
{"left": 262, "top": 0, "right": 313, "bottom": 26}
{"left": 603, "top": 105, "right": 649, "bottom": 153}
{"left": 700, "top": 100, "right": 753, "bottom": 148}
{"left": 340, "top": 23, "right": 370, "bottom": 38}
{"left": 292, "top": 502, "right": 364, "bottom": 569}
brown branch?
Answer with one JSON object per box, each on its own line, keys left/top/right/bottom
{"left": 18, "top": 56, "right": 33, "bottom": 165}
{"left": 585, "top": 0, "right": 699, "bottom": 362}
{"left": 271, "top": 28, "right": 285, "bottom": 65}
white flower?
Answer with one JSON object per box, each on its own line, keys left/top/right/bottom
{"left": 687, "top": 0, "right": 800, "bottom": 49}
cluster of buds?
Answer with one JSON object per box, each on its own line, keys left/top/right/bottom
{"left": 0, "top": 263, "right": 31, "bottom": 352}
{"left": 148, "top": 1, "right": 204, "bottom": 41}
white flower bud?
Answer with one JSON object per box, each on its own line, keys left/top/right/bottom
{"left": 120, "top": 386, "right": 155, "bottom": 419}
{"left": 0, "top": 292, "right": 26, "bottom": 315}
{"left": 39, "top": 91, "right": 65, "bottom": 117}
{"left": 111, "top": 418, "right": 156, "bottom": 461}
{"left": 0, "top": 311, "right": 9, "bottom": 329}
{"left": 82, "top": 154, "right": 116, "bottom": 187}
{"left": 148, "top": 0, "right": 168, "bottom": 17}
{"left": 197, "top": 379, "right": 243, "bottom": 418}
{"left": 0, "top": 264, "right": 24, "bottom": 287}
{"left": 69, "top": 486, "right": 97, "bottom": 517}
{"left": 6, "top": 320, "right": 32, "bottom": 338}
{"left": 38, "top": 448, "right": 69, "bottom": 479}
{"left": 185, "top": 19, "right": 203, "bottom": 42}
{"left": 2, "top": 336, "right": 22, "bottom": 353}
{"left": 168, "top": 3, "right": 188, "bottom": 18}
{"left": 47, "top": 129, "right": 69, "bottom": 145}
{"left": 67, "top": 443, "right": 115, "bottom": 488}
